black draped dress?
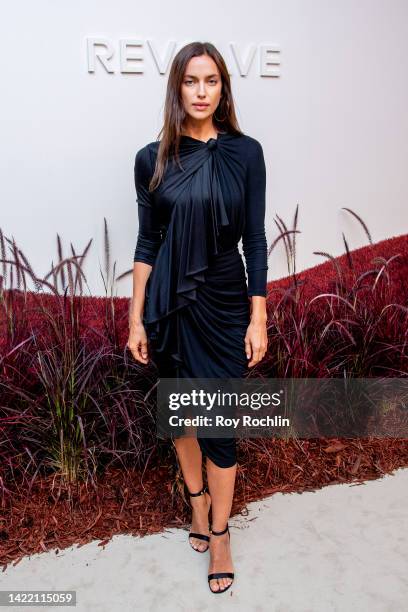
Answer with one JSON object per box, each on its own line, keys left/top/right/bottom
{"left": 133, "top": 131, "right": 268, "bottom": 468}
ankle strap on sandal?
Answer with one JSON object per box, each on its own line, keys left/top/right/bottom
{"left": 188, "top": 484, "right": 208, "bottom": 497}
{"left": 210, "top": 523, "right": 229, "bottom": 536}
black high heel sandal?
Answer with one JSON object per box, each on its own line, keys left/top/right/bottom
{"left": 208, "top": 523, "right": 234, "bottom": 594}
{"left": 187, "top": 484, "right": 211, "bottom": 553}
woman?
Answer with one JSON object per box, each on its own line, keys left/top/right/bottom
{"left": 127, "top": 41, "right": 268, "bottom": 594}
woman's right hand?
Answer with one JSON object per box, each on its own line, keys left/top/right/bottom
{"left": 127, "top": 321, "right": 150, "bottom": 364}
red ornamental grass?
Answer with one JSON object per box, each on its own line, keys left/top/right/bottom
{"left": 0, "top": 212, "right": 408, "bottom": 569}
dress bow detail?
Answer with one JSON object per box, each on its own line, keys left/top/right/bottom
{"left": 143, "top": 140, "right": 230, "bottom": 363}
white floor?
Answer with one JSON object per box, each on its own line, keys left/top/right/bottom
{"left": 2, "top": 468, "right": 408, "bottom": 612}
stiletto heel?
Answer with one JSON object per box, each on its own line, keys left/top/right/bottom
{"left": 208, "top": 523, "right": 234, "bottom": 593}
{"left": 187, "top": 485, "right": 211, "bottom": 553}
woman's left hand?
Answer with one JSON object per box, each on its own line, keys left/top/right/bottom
{"left": 245, "top": 317, "right": 268, "bottom": 367}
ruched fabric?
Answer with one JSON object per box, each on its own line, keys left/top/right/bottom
{"left": 133, "top": 132, "right": 268, "bottom": 468}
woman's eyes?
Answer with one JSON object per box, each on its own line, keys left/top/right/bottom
{"left": 184, "top": 79, "right": 218, "bottom": 85}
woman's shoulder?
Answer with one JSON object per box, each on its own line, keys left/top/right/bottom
{"left": 135, "top": 140, "right": 159, "bottom": 159}
{"left": 135, "top": 133, "right": 263, "bottom": 163}
{"left": 134, "top": 141, "right": 160, "bottom": 173}
{"left": 229, "top": 133, "right": 265, "bottom": 167}
{"left": 236, "top": 132, "right": 264, "bottom": 150}
{"left": 136, "top": 133, "right": 261, "bottom": 149}
{"left": 227, "top": 131, "right": 264, "bottom": 153}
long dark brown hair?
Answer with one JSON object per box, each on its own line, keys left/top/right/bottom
{"left": 149, "top": 41, "right": 243, "bottom": 191}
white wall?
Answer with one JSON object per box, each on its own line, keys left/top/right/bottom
{"left": 1, "top": 0, "right": 407, "bottom": 297}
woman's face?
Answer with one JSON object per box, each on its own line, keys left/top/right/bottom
{"left": 180, "top": 54, "right": 223, "bottom": 124}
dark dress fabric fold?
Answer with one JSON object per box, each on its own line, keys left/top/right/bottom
{"left": 133, "top": 131, "right": 268, "bottom": 468}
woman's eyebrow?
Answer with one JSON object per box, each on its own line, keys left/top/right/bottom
{"left": 184, "top": 74, "right": 219, "bottom": 78}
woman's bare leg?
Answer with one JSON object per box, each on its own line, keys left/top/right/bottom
{"left": 206, "top": 457, "right": 236, "bottom": 592}
{"left": 173, "top": 437, "right": 211, "bottom": 551}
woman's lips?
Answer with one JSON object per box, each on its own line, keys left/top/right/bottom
{"left": 193, "top": 104, "right": 209, "bottom": 110}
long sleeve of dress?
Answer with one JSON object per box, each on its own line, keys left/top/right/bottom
{"left": 242, "top": 139, "right": 268, "bottom": 297}
{"left": 133, "top": 146, "right": 162, "bottom": 266}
